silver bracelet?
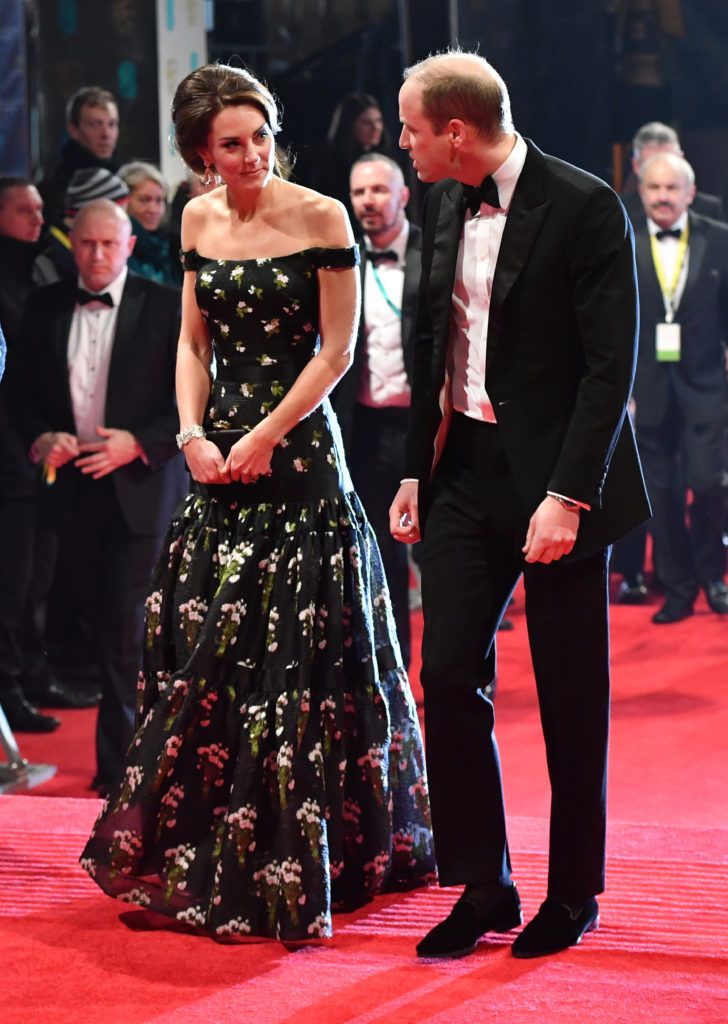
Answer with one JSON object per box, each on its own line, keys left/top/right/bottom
{"left": 176, "top": 424, "right": 206, "bottom": 449}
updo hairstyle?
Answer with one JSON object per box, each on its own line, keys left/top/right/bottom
{"left": 172, "top": 63, "right": 289, "bottom": 179}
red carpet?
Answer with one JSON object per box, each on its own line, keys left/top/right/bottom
{"left": 3, "top": 587, "right": 728, "bottom": 1022}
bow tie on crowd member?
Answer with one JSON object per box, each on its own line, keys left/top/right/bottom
{"left": 655, "top": 227, "right": 682, "bottom": 241}
{"left": 75, "top": 288, "right": 114, "bottom": 308}
{"left": 368, "top": 249, "right": 399, "bottom": 266}
{"left": 463, "top": 175, "right": 501, "bottom": 217}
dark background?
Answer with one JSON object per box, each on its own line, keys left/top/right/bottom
{"left": 3, "top": 0, "right": 728, "bottom": 203}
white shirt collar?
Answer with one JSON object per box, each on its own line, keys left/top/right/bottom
{"left": 490, "top": 132, "right": 528, "bottom": 211}
{"left": 76, "top": 265, "right": 128, "bottom": 306}
{"left": 365, "top": 220, "right": 410, "bottom": 263}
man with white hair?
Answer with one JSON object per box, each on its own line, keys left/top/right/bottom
{"left": 622, "top": 121, "right": 725, "bottom": 225}
{"left": 389, "top": 50, "right": 650, "bottom": 960}
{"left": 13, "top": 199, "right": 183, "bottom": 791}
{"left": 632, "top": 152, "right": 728, "bottom": 623}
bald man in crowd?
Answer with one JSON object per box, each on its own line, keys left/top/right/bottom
{"left": 631, "top": 153, "right": 728, "bottom": 623}
{"left": 13, "top": 199, "right": 183, "bottom": 793}
{"left": 389, "top": 51, "right": 650, "bottom": 960}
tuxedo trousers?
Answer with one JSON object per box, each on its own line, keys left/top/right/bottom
{"left": 420, "top": 413, "right": 610, "bottom": 900}
{"left": 350, "top": 403, "right": 412, "bottom": 667}
{"left": 636, "top": 412, "right": 727, "bottom": 604}
{"left": 61, "top": 474, "right": 160, "bottom": 787}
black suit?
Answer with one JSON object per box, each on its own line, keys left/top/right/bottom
{"left": 632, "top": 212, "right": 728, "bottom": 604}
{"left": 332, "top": 224, "right": 421, "bottom": 665}
{"left": 13, "top": 272, "right": 184, "bottom": 785}
{"left": 406, "top": 140, "right": 650, "bottom": 898}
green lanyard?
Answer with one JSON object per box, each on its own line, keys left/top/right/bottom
{"left": 370, "top": 261, "right": 402, "bottom": 318}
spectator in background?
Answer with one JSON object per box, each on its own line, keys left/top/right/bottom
{"left": 0, "top": 177, "right": 62, "bottom": 731}
{"left": 118, "top": 162, "right": 182, "bottom": 287}
{"left": 297, "top": 93, "right": 391, "bottom": 223}
{"left": 13, "top": 200, "right": 183, "bottom": 792}
{"left": 631, "top": 153, "right": 728, "bottom": 623}
{"left": 39, "top": 86, "right": 121, "bottom": 225}
{"left": 622, "top": 121, "right": 725, "bottom": 224}
{"left": 34, "top": 168, "right": 129, "bottom": 286}
{"left": 331, "top": 153, "right": 419, "bottom": 668}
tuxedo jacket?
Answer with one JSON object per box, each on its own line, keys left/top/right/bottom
{"left": 332, "top": 223, "right": 422, "bottom": 449}
{"left": 405, "top": 140, "right": 651, "bottom": 561}
{"left": 13, "top": 272, "right": 183, "bottom": 536}
{"left": 631, "top": 211, "right": 728, "bottom": 429}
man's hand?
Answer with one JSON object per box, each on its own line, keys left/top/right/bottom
{"left": 75, "top": 426, "right": 143, "bottom": 479}
{"left": 523, "top": 495, "right": 580, "bottom": 564}
{"left": 32, "top": 431, "right": 79, "bottom": 468}
{"left": 390, "top": 480, "right": 420, "bottom": 544}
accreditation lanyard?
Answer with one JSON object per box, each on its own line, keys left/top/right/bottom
{"left": 370, "top": 261, "right": 402, "bottom": 318}
{"left": 649, "top": 223, "right": 689, "bottom": 323}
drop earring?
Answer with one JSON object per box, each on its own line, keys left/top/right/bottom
{"left": 201, "top": 161, "right": 217, "bottom": 188}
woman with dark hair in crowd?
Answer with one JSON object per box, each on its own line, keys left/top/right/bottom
{"left": 118, "top": 162, "right": 182, "bottom": 288}
{"left": 298, "top": 92, "right": 390, "bottom": 221}
{"left": 81, "top": 63, "right": 434, "bottom": 943}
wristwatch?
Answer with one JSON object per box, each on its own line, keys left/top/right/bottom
{"left": 176, "top": 424, "right": 206, "bottom": 449}
{"left": 550, "top": 494, "right": 580, "bottom": 512}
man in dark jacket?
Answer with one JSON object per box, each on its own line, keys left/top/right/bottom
{"left": 39, "top": 86, "right": 121, "bottom": 226}
{"left": 0, "top": 177, "right": 61, "bottom": 732}
{"left": 13, "top": 200, "right": 184, "bottom": 791}
{"left": 631, "top": 153, "right": 728, "bottom": 622}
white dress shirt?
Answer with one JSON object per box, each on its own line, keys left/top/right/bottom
{"left": 359, "top": 221, "right": 411, "bottom": 408}
{"left": 647, "top": 212, "right": 689, "bottom": 317}
{"left": 450, "top": 133, "right": 528, "bottom": 423}
{"left": 68, "top": 267, "right": 127, "bottom": 443}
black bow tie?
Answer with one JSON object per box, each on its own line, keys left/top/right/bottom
{"left": 368, "top": 249, "right": 399, "bottom": 266}
{"left": 76, "top": 288, "right": 114, "bottom": 307}
{"left": 463, "top": 175, "right": 501, "bottom": 216}
{"left": 655, "top": 227, "right": 682, "bottom": 241}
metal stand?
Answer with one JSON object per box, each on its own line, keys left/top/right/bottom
{"left": 0, "top": 704, "right": 56, "bottom": 794}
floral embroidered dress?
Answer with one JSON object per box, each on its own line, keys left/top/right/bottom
{"left": 81, "top": 246, "right": 435, "bottom": 941}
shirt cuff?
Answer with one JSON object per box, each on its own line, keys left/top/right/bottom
{"left": 547, "top": 490, "right": 591, "bottom": 512}
{"left": 400, "top": 478, "right": 419, "bottom": 484}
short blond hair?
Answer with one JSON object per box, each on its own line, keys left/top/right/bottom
{"left": 404, "top": 51, "right": 513, "bottom": 140}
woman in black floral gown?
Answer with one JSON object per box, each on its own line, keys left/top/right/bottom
{"left": 80, "top": 64, "right": 435, "bottom": 941}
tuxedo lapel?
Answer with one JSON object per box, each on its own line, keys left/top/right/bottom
{"left": 634, "top": 223, "right": 668, "bottom": 320}
{"left": 106, "top": 275, "right": 146, "bottom": 420}
{"left": 429, "top": 185, "right": 464, "bottom": 352}
{"left": 680, "top": 213, "right": 707, "bottom": 311}
{"left": 490, "top": 144, "right": 551, "bottom": 312}
{"left": 53, "top": 291, "right": 76, "bottom": 423}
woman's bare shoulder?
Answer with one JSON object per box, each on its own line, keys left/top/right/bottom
{"left": 180, "top": 189, "right": 225, "bottom": 248}
{"left": 280, "top": 181, "right": 353, "bottom": 247}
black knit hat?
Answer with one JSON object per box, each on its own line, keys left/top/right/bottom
{"left": 65, "top": 168, "right": 129, "bottom": 213}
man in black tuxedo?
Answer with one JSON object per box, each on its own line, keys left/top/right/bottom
{"left": 389, "top": 52, "right": 650, "bottom": 960}
{"left": 14, "top": 199, "right": 183, "bottom": 793}
{"left": 632, "top": 153, "right": 728, "bottom": 623}
{"left": 332, "top": 153, "right": 421, "bottom": 666}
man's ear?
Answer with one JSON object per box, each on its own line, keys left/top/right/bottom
{"left": 447, "top": 119, "right": 467, "bottom": 147}
{"left": 400, "top": 186, "right": 411, "bottom": 209}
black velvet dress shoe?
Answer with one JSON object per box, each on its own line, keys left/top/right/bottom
{"left": 512, "top": 897, "right": 599, "bottom": 958}
{"left": 652, "top": 600, "right": 694, "bottom": 624}
{"left": 705, "top": 580, "right": 728, "bottom": 614}
{"left": 416, "top": 884, "right": 522, "bottom": 958}
{"left": 616, "top": 574, "right": 648, "bottom": 605}
{"left": 25, "top": 678, "right": 101, "bottom": 709}
{"left": 1, "top": 692, "right": 61, "bottom": 732}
